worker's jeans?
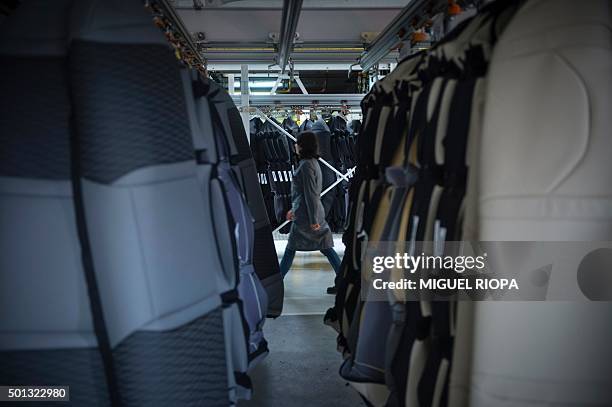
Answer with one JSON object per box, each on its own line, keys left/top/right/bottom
{"left": 280, "top": 247, "right": 342, "bottom": 278}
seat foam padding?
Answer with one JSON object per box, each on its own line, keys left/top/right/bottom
{"left": 472, "top": 1, "right": 612, "bottom": 405}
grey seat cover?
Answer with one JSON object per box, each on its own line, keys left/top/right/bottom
{"left": 206, "top": 80, "right": 284, "bottom": 317}
{"left": 183, "top": 72, "right": 269, "bottom": 370}
{"left": 0, "top": 2, "right": 112, "bottom": 405}
{"left": 68, "top": 0, "right": 246, "bottom": 404}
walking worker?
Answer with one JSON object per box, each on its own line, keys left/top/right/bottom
{"left": 279, "top": 131, "right": 342, "bottom": 294}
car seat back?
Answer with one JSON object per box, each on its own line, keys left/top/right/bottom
{"left": 68, "top": 0, "right": 239, "bottom": 404}
{"left": 206, "top": 81, "right": 284, "bottom": 317}
{"left": 473, "top": 1, "right": 612, "bottom": 406}
{"left": 0, "top": 2, "right": 113, "bottom": 405}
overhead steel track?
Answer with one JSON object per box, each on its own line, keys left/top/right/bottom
{"left": 231, "top": 93, "right": 365, "bottom": 107}
{"left": 175, "top": 7, "right": 403, "bottom": 64}
{"left": 276, "top": 0, "right": 303, "bottom": 73}
{"left": 359, "top": 0, "right": 447, "bottom": 71}
{"left": 148, "top": 0, "right": 208, "bottom": 73}
{"left": 198, "top": 41, "right": 366, "bottom": 63}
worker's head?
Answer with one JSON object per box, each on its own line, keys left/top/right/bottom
{"left": 296, "top": 131, "right": 319, "bottom": 159}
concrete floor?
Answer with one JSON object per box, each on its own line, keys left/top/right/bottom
{"left": 240, "top": 315, "right": 364, "bottom": 407}
{"left": 239, "top": 249, "right": 364, "bottom": 407}
{"left": 281, "top": 251, "right": 336, "bottom": 315}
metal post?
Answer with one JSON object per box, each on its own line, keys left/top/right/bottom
{"left": 270, "top": 76, "right": 282, "bottom": 95}
{"left": 294, "top": 76, "right": 309, "bottom": 94}
{"left": 240, "top": 64, "right": 250, "bottom": 141}
{"left": 228, "top": 74, "right": 235, "bottom": 95}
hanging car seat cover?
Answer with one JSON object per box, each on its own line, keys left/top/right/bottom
{"left": 0, "top": 2, "right": 113, "bottom": 405}
{"left": 205, "top": 80, "right": 284, "bottom": 318}
{"left": 472, "top": 0, "right": 612, "bottom": 406}
{"left": 253, "top": 118, "right": 293, "bottom": 234}
{"left": 329, "top": 3, "right": 525, "bottom": 406}
{"left": 310, "top": 119, "right": 336, "bottom": 216}
{"left": 181, "top": 70, "right": 270, "bottom": 372}
{"left": 187, "top": 68, "right": 265, "bottom": 399}
{"left": 206, "top": 84, "right": 270, "bottom": 363}
{"left": 299, "top": 118, "right": 313, "bottom": 131}
{"left": 326, "top": 115, "right": 354, "bottom": 233}
{"left": 67, "top": 0, "right": 243, "bottom": 404}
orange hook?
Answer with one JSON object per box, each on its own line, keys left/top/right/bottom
{"left": 448, "top": 0, "right": 462, "bottom": 16}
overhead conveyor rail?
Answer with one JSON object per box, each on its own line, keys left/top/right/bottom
{"left": 147, "top": 0, "right": 209, "bottom": 75}
{"left": 173, "top": 3, "right": 404, "bottom": 65}
{"left": 359, "top": 0, "right": 449, "bottom": 71}
{"left": 276, "top": 0, "right": 304, "bottom": 73}
{"left": 232, "top": 93, "right": 366, "bottom": 108}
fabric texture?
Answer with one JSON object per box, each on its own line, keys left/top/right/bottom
{"left": 287, "top": 158, "right": 333, "bottom": 251}
{"left": 0, "top": 57, "right": 71, "bottom": 179}
{"left": 0, "top": 348, "right": 110, "bottom": 406}
{"left": 113, "top": 307, "right": 229, "bottom": 407}
{"left": 69, "top": 41, "right": 194, "bottom": 184}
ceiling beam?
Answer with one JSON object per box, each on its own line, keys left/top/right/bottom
{"left": 276, "top": 0, "right": 303, "bottom": 73}
{"left": 177, "top": 8, "right": 402, "bottom": 43}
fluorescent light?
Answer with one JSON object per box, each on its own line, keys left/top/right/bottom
{"left": 233, "top": 81, "right": 280, "bottom": 88}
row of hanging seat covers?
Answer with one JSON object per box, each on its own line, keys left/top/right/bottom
{"left": 0, "top": 0, "right": 278, "bottom": 404}
{"left": 250, "top": 115, "right": 359, "bottom": 234}
{"left": 248, "top": 118, "right": 274, "bottom": 228}
{"left": 328, "top": 1, "right": 525, "bottom": 406}
{"left": 326, "top": 115, "right": 357, "bottom": 233}
{"left": 249, "top": 118, "right": 294, "bottom": 233}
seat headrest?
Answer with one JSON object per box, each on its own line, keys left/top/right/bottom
{"left": 0, "top": 0, "right": 72, "bottom": 56}
{"left": 70, "top": 0, "right": 167, "bottom": 45}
